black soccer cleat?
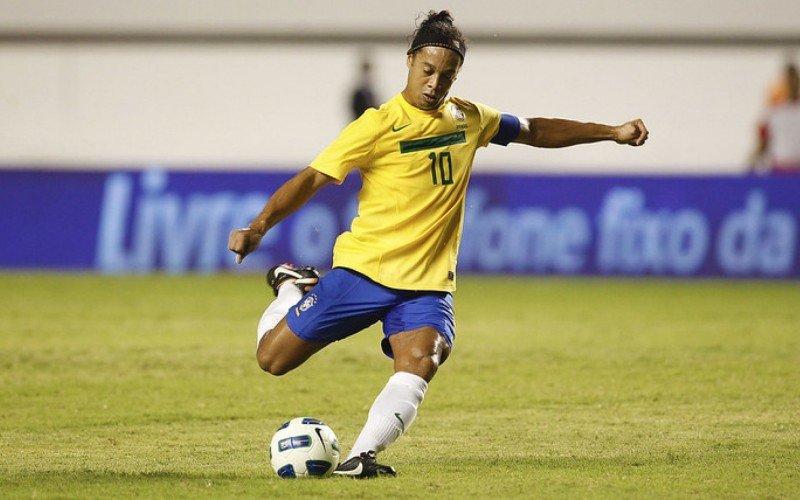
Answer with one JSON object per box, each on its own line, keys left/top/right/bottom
{"left": 333, "top": 451, "right": 397, "bottom": 479}
{"left": 266, "top": 264, "right": 320, "bottom": 296}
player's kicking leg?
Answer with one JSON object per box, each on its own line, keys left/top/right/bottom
{"left": 257, "top": 268, "right": 453, "bottom": 478}
{"left": 255, "top": 264, "right": 326, "bottom": 375}
{"left": 334, "top": 326, "right": 451, "bottom": 478}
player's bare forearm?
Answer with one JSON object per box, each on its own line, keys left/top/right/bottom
{"left": 228, "top": 167, "right": 334, "bottom": 263}
{"left": 513, "top": 117, "right": 649, "bottom": 148}
{"left": 247, "top": 167, "right": 333, "bottom": 234}
{"left": 526, "top": 118, "right": 614, "bottom": 148}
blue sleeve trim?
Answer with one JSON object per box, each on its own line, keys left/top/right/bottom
{"left": 490, "top": 113, "right": 521, "bottom": 146}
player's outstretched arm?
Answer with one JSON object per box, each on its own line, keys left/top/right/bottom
{"left": 228, "top": 167, "right": 335, "bottom": 264}
{"left": 512, "top": 117, "right": 649, "bottom": 148}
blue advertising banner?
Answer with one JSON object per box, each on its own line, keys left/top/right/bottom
{"left": 1, "top": 169, "right": 798, "bottom": 278}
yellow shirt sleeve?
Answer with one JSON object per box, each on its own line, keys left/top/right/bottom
{"left": 309, "top": 110, "right": 379, "bottom": 183}
{"left": 472, "top": 100, "right": 503, "bottom": 148}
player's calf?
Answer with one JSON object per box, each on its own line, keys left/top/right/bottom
{"left": 256, "top": 263, "right": 323, "bottom": 373}
{"left": 256, "top": 319, "right": 327, "bottom": 376}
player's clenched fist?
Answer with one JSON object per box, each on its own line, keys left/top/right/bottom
{"left": 614, "top": 119, "right": 649, "bottom": 146}
{"left": 228, "top": 227, "right": 264, "bottom": 264}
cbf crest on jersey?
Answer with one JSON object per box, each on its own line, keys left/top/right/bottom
{"left": 449, "top": 103, "right": 466, "bottom": 121}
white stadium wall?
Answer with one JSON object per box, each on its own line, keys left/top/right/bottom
{"left": 1, "top": 0, "right": 799, "bottom": 173}
{"left": 3, "top": 0, "right": 798, "bottom": 38}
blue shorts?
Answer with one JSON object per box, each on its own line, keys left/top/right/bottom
{"left": 285, "top": 267, "right": 455, "bottom": 358}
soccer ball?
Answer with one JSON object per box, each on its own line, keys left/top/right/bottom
{"left": 269, "top": 417, "right": 340, "bottom": 478}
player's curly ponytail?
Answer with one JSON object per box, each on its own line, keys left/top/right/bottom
{"left": 420, "top": 10, "right": 456, "bottom": 29}
{"left": 407, "top": 10, "right": 467, "bottom": 61}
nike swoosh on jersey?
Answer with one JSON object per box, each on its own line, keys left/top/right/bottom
{"left": 392, "top": 123, "right": 411, "bottom": 132}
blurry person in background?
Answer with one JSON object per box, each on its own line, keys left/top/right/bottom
{"left": 349, "top": 54, "right": 379, "bottom": 120}
{"left": 766, "top": 58, "right": 796, "bottom": 108}
{"left": 751, "top": 62, "right": 800, "bottom": 174}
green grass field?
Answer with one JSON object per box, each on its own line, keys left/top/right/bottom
{"left": 1, "top": 274, "right": 798, "bottom": 498}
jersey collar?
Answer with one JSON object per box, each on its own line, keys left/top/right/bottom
{"left": 396, "top": 93, "right": 449, "bottom": 117}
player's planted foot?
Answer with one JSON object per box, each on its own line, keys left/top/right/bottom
{"left": 333, "top": 451, "right": 397, "bottom": 479}
{"left": 266, "top": 264, "right": 320, "bottom": 296}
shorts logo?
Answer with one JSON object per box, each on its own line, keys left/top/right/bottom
{"left": 295, "top": 293, "right": 317, "bottom": 316}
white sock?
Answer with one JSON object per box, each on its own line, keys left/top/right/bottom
{"left": 256, "top": 284, "right": 302, "bottom": 346}
{"left": 347, "top": 371, "right": 428, "bottom": 459}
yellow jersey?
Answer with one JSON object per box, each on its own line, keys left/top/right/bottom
{"left": 310, "top": 93, "right": 502, "bottom": 291}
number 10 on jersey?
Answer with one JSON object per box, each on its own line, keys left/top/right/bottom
{"left": 429, "top": 152, "right": 454, "bottom": 186}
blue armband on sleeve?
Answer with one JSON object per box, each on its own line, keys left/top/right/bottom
{"left": 490, "top": 113, "right": 521, "bottom": 146}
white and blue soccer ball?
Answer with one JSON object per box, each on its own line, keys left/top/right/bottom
{"left": 269, "top": 417, "right": 340, "bottom": 478}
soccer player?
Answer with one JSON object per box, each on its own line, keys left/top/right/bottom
{"left": 228, "top": 10, "right": 648, "bottom": 478}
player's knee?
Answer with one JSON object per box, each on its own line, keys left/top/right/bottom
{"left": 395, "top": 348, "right": 441, "bottom": 381}
{"left": 256, "top": 351, "right": 292, "bottom": 376}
